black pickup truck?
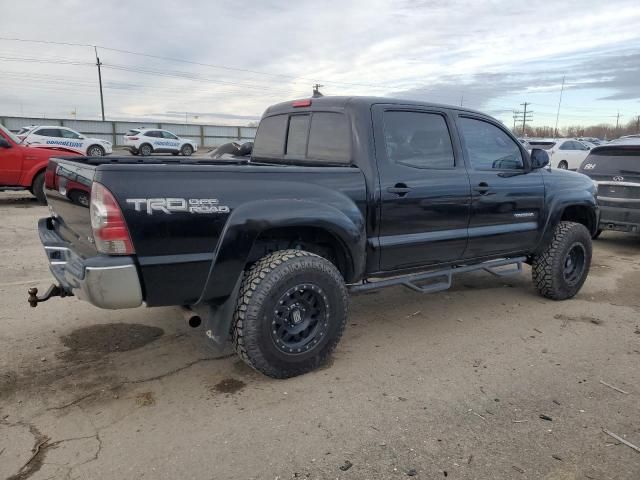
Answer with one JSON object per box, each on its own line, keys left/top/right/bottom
{"left": 32, "top": 96, "right": 598, "bottom": 378}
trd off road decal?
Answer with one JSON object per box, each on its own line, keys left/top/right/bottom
{"left": 126, "top": 198, "right": 230, "bottom": 214}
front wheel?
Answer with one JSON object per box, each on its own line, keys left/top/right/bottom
{"left": 87, "top": 145, "right": 105, "bottom": 157}
{"left": 181, "top": 144, "right": 193, "bottom": 156}
{"left": 232, "top": 249, "right": 348, "bottom": 378}
{"left": 532, "top": 221, "right": 592, "bottom": 300}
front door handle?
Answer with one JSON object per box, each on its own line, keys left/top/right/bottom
{"left": 474, "top": 182, "right": 490, "bottom": 195}
{"left": 387, "top": 183, "right": 411, "bottom": 196}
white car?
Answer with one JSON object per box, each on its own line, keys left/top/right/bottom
{"left": 123, "top": 128, "right": 198, "bottom": 156}
{"left": 23, "top": 126, "right": 112, "bottom": 156}
{"left": 545, "top": 139, "right": 590, "bottom": 170}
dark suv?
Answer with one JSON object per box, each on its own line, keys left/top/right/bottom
{"left": 578, "top": 142, "right": 640, "bottom": 237}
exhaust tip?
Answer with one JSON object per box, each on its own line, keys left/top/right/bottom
{"left": 188, "top": 315, "right": 202, "bottom": 328}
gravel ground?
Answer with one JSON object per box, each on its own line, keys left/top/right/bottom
{"left": 0, "top": 190, "right": 638, "bottom": 480}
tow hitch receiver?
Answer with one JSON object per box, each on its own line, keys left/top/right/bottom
{"left": 27, "top": 284, "right": 72, "bottom": 307}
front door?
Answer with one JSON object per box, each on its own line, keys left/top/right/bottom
{"left": 373, "top": 105, "right": 471, "bottom": 271}
{"left": 454, "top": 114, "right": 545, "bottom": 259}
{"left": 0, "top": 141, "right": 23, "bottom": 185}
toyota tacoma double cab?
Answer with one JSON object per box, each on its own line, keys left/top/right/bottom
{"left": 31, "top": 96, "right": 598, "bottom": 378}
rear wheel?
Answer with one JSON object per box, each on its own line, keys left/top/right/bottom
{"left": 181, "top": 144, "right": 193, "bottom": 156}
{"left": 87, "top": 145, "right": 105, "bottom": 157}
{"left": 31, "top": 172, "right": 46, "bottom": 204}
{"left": 232, "top": 249, "right": 348, "bottom": 378}
{"left": 532, "top": 221, "right": 592, "bottom": 300}
{"left": 139, "top": 144, "right": 152, "bottom": 156}
{"left": 557, "top": 160, "right": 568, "bottom": 170}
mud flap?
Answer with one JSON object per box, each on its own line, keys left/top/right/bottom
{"left": 197, "top": 274, "right": 243, "bottom": 349}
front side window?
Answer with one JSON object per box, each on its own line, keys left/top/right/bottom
{"left": 458, "top": 117, "right": 524, "bottom": 170}
{"left": 253, "top": 115, "right": 288, "bottom": 158}
{"left": 162, "top": 131, "right": 178, "bottom": 140}
{"left": 60, "top": 129, "right": 81, "bottom": 139}
{"left": 383, "top": 111, "right": 455, "bottom": 169}
{"left": 307, "top": 112, "right": 350, "bottom": 163}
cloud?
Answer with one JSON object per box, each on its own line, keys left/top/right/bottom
{"left": 0, "top": 0, "right": 638, "bottom": 126}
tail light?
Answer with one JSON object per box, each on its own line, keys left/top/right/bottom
{"left": 90, "top": 182, "right": 135, "bottom": 255}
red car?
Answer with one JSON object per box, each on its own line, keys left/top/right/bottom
{"left": 0, "top": 124, "right": 82, "bottom": 203}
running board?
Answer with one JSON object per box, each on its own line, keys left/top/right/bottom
{"left": 349, "top": 257, "right": 527, "bottom": 294}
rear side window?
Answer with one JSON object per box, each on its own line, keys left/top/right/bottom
{"left": 253, "top": 115, "right": 288, "bottom": 158}
{"left": 35, "top": 128, "right": 61, "bottom": 137}
{"left": 529, "top": 141, "right": 555, "bottom": 150}
{"left": 307, "top": 113, "right": 350, "bottom": 163}
{"left": 125, "top": 129, "right": 140, "bottom": 136}
{"left": 286, "top": 115, "right": 309, "bottom": 157}
{"left": 458, "top": 117, "right": 523, "bottom": 170}
{"left": 144, "top": 130, "right": 161, "bottom": 138}
{"left": 382, "top": 111, "right": 455, "bottom": 168}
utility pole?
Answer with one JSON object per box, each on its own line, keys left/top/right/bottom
{"left": 460, "top": 94, "right": 464, "bottom": 107}
{"left": 615, "top": 111, "right": 621, "bottom": 131}
{"left": 519, "top": 102, "right": 533, "bottom": 136}
{"left": 95, "top": 46, "right": 105, "bottom": 121}
{"left": 636, "top": 115, "right": 640, "bottom": 134}
{"left": 554, "top": 76, "right": 565, "bottom": 139}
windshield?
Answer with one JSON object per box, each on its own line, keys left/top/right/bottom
{"left": 0, "top": 124, "right": 20, "bottom": 144}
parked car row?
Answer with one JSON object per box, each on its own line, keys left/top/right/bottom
{"left": 11, "top": 125, "right": 198, "bottom": 157}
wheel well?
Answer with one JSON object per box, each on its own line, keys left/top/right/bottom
{"left": 247, "top": 227, "right": 353, "bottom": 281}
{"left": 140, "top": 142, "right": 153, "bottom": 151}
{"left": 87, "top": 144, "right": 104, "bottom": 152}
{"left": 30, "top": 168, "right": 46, "bottom": 190}
{"left": 561, "top": 205, "right": 596, "bottom": 234}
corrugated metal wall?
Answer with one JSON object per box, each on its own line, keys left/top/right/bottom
{"left": 1, "top": 116, "right": 257, "bottom": 147}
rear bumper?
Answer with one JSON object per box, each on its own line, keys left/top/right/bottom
{"left": 598, "top": 204, "right": 640, "bottom": 234}
{"left": 39, "top": 217, "right": 143, "bottom": 309}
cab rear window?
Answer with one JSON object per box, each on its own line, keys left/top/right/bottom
{"left": 253, "top": 112, "right": 351, "bottom": 164}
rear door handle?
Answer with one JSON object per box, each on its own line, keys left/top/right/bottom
{"left": 474, "top": 182, "right": 490, "bottom": 195}
{"left": 387, "top": 183, "right": 411, "bottom": 196}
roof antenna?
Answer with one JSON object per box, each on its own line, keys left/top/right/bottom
{"left": 312, "top": 84, "right": 324, "bottom": 98}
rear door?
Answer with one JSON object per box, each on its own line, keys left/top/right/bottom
{"left": 454, "top": 114, "right": 545, "bottom": 259}
{"left": 373, "top": 105, "right": 471, "bottom": 270}
{"left": 26, "top": 127, "right": 62, "bottom": 146}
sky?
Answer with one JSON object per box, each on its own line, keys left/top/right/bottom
{"left": 0, "top": 0, "right": 639, "bottom": 128}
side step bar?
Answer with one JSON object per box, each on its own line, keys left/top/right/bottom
{"left": 348, "top": 257, "right": 527, "bottom": 294}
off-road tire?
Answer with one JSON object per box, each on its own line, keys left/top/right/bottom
{"left": 532, "top": 221, "right": 591, "bottom": 300}
{"left": 139, "top": 143, "right": 152, "bottom": 156}
{"left": 31, "top": 172, "right": 46, "bottom": 204}
{"left": 232, "top": 249, "right": 348, "bottom": 378}
{"left": 181, "top": 144, "right": 193, "bottom": 156}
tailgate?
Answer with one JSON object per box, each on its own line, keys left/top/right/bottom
{"left": 44, "top": 157, "right": 98, "bottom": 258}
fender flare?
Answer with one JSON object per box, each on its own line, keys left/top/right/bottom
{"left": 195, "top": 199, "right": 366, "bottom": 305}
{"left": 534, "top": 196, "right": 597, "bottom": 254}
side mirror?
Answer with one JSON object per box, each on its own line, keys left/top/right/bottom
{"left": 530, "top": 148, "right": 549, "bottom": 169}
{"left": 78, "top": 135, "right": 85, "bottom": 140}
{"left": 0, "top": 138, "right": 12, "bottom": 148}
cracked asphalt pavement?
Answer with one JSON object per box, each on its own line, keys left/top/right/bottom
{"left": 1, "top": 191, "right": 639, "bottom": 479}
